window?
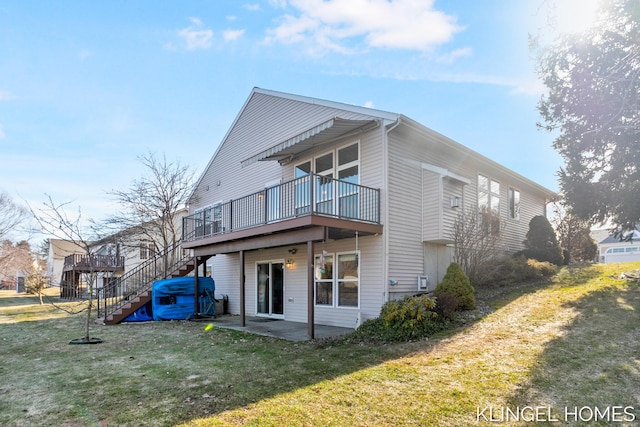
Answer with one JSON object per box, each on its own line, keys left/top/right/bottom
{"left": 479, "top": 174, "right": 500, "bottom": 213}
{"left": 194, "top": 202, "right": 223, "bottom": 237}
{"left": 508, "top": 187, "right": 520, "bottom": 220}
{"left": 337, "top": 143, "right": 360, "bottom": 218}
{"left": 139, "top": 241, "right": 154, "bottom": 260}
{"left": 294, "top": 142, "right": 360, "bottom": 217}
{"left": 314, "top": 253, "right": 333, "bottom": 305}
{"left": 478, "top": 174, "right": 501, "bottom": 233}
{"left": 315, "top": 152, "right": 334, "bottom": 214}
{"left": 337, "top": 253, "right": 359, "bottom": 307}
{"left": 314, "top": 251, "right": 359, "bottom": 308}
{"left": 295, "top": 161, "right": 312, "bottom": 215}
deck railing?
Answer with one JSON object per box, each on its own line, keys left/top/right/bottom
{"left": 96, "top": 240, "right": 191, "bottom": 319}
{"left": 183, "top": 173, "right": 380, "bottom": 242}
{"left": 63, "top": 254, "right": 125, "bottom": 270}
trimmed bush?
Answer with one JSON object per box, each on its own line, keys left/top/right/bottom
{"left": 523, "top": 215, "right": 564, "bottom": 265}
{"left": 350, "top": 294, "right": 445, "bottom": 342}
{"left": 435, "top": 262, "right": 475, "bottom": 310}
{"left": 526, "top": 258, "right": 558, "bottom": 278}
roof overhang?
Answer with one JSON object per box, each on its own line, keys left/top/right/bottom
{"left": 241, "top": 117, "right": 379, "bottom": 167}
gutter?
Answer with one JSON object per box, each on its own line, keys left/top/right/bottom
{"left": 383, "top": 116, "right": 402, "bottom": 303}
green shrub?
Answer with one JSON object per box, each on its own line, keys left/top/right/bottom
{"left": 472, "top": 255, "right": 558, "bottom": 287}
{"left": 522, "top": 215, "right": 564, "bottom": 265}
{"left": 435, "top": 262, "right": 475, "bottom": 310}
{"left": 526, "top": 258, "right": 558, "bottom": 278}
{"left": 350, "top": 295, "right": 445, "bottom": 342}
{"left": 479, "top": 256, "right": 527, "bottom": 286}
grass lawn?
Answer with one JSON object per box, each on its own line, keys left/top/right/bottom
{"left": 1, "top": 262, "right": 639, "bottom": 426}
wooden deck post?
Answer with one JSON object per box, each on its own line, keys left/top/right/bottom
{"left": 240, "top": 250, "right": 246, "bottom": 327}
{"left": 193, "top": 257, "right": 200, "bottom": 317}
{"left": 307, "top": 240, "right": 314, "bottom": 339}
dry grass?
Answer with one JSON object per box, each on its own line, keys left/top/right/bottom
{"left": 1, "top": 263, "right": 639, "bottom": 426}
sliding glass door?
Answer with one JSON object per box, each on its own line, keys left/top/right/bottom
{"left": 256, "top": 262, "right": 284, "bottom": 317}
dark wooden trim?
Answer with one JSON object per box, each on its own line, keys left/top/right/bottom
{"left": 239, "top": 250, "right": 245, "bottom": 327}
{"left": 193, "top": 258, "right": 200, "bottom": 316}
{"left": 185, "top": 215, "right": 381, "bottom": 254}
{"left": 193, "top": 226, "right": 329, "bottom": 257}
{"left": 307, "top": 240, "right": 314, "bottom": 340}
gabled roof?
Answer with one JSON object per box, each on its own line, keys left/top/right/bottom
{"left": 190, "top": 87, "right": 556, "bottom": 201}
{"left": 595, "top": 226, "right": 640, "bottom": 244}
{"left": 190, "top": 87, "right": 400, "bottom": 197}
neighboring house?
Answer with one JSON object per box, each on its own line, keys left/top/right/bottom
{"left": 48, "top": 209, "right": 188, "bottom": 298}
{"left": 594, "top": 227, "right": 640, "bottom": 264}
{"left": 182, "top": 88, "right": 555, "bottom": 336}
{"left": 47, "top": 239, "right": 88, "bottom": 287}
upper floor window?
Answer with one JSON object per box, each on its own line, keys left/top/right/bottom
{"left": 478, "top": 174, "right": 500, "bottom": 213}
{"left": 509, "top": 187, "right": 520, "bottom": 220}
{"left": 139, "top": 241, "right": 154, "bottom": 260}
{"left": 295, "top": 142, "right": 360, "bottom": 217}
{"left": 294, "top": 142, "right": 359, "bottom": 182}
{"left": 478, "top": 174, "right": 500, "bottom": 233}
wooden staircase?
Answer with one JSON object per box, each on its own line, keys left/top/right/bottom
{"left": 96, "top": 241, "right": 197, "bottom": 325}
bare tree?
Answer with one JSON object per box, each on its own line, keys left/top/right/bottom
{"left": 550, "top": 200, "right": 598, "bottom": 264}
{"left": 450, "top": 207, "right": 506, "bottom": 285}
{"left": 30, "top": 196, "right": 103, "bottom": 344}
{"left": 0, "top": 191, "right": 29, "bottom": 240}
{"left": 104, "top": 152, "right": 196, "bottom": 268}
{"left": 0, "top": 240, "right": 33, "bottom": 288}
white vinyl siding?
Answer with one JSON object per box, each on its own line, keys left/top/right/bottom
{"left": 190, "top": 89, "right": 552, "bottom": 328}
{"left": 387, "top": 131, "right": 427, "bottom": 295}
{"left": 190, "top": 91, "right": 380, "bottom": 214}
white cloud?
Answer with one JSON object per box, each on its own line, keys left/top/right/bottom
{"left": 244, "top": 3, "right": 261, "bottom": 11}
{"left": 265, "top": 0, "right": 462, "bottom": 55}
{"left": 364, "top": 101, "right": 374, "bottom": 108}
{"left": 223, "top": 29, "right": 246, "bottom": 41}
{"left": 437, "top": 47, "right": 472, "bottom": 63}
{"left": 177, "top": 18, "right": 213, "bottom": 50}
{"left": 188, "top": 17, "right": 204, "bottom": 26}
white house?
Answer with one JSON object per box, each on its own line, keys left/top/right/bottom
{"left": 594, "top": 227, "right": 640, "bottom": 263}
{"left": 182, "top": 88, "right": 555, "bottom": 337}
{"left": 49, "top": 209, "right": 188, "bottom": 298}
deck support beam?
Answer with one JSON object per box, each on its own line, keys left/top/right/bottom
{"left": 307, "top": 240, "right": 315, "bottom": 340}
{"left": 193, "top": 257, "right": 201, "bottom": 317}
{"left": 240, "top": 250, "right": 246, "bottom": 327}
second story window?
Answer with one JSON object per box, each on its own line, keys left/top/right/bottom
{"left": 478, "top": 174, "right": 500, "bottom": 213}
{"left": 478, "top": 174, "right": 501, "bottom": 233}
{"left": 509, "top": 187, "right": 520, "bottom": 220}
{"left": 295, "top": 142, "right": 360, "bottom": 217}
{"left": 139, "top": 241, "right": 154, "bottom": 260}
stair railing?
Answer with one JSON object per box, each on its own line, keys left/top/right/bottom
{"left": 96, "top": 240, "right": 193, "bottom": 319}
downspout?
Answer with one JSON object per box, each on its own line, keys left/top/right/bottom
{"left": 383, "top": 116, "right": 402, "bottom": 303}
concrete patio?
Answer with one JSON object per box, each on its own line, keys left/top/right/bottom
{"left": 205, "top": 315, "right": 354, "bottom": 342}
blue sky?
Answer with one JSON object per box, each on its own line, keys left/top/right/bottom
{"left": 0, "top": 0, "right": 600, "bottom": 241}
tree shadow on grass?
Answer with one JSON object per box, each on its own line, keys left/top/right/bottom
{"left": 507, "top": 279, "right": 640, "bottom": 425}
{"left": 1, "top": 308, "right": 433, "bottom": 426}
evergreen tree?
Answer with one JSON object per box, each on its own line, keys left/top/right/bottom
{"left": 535, "top": 0, "right": 640, "bottom": 232}
{"left": 523, "top": 216, "right": 564, "bottom": 265}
